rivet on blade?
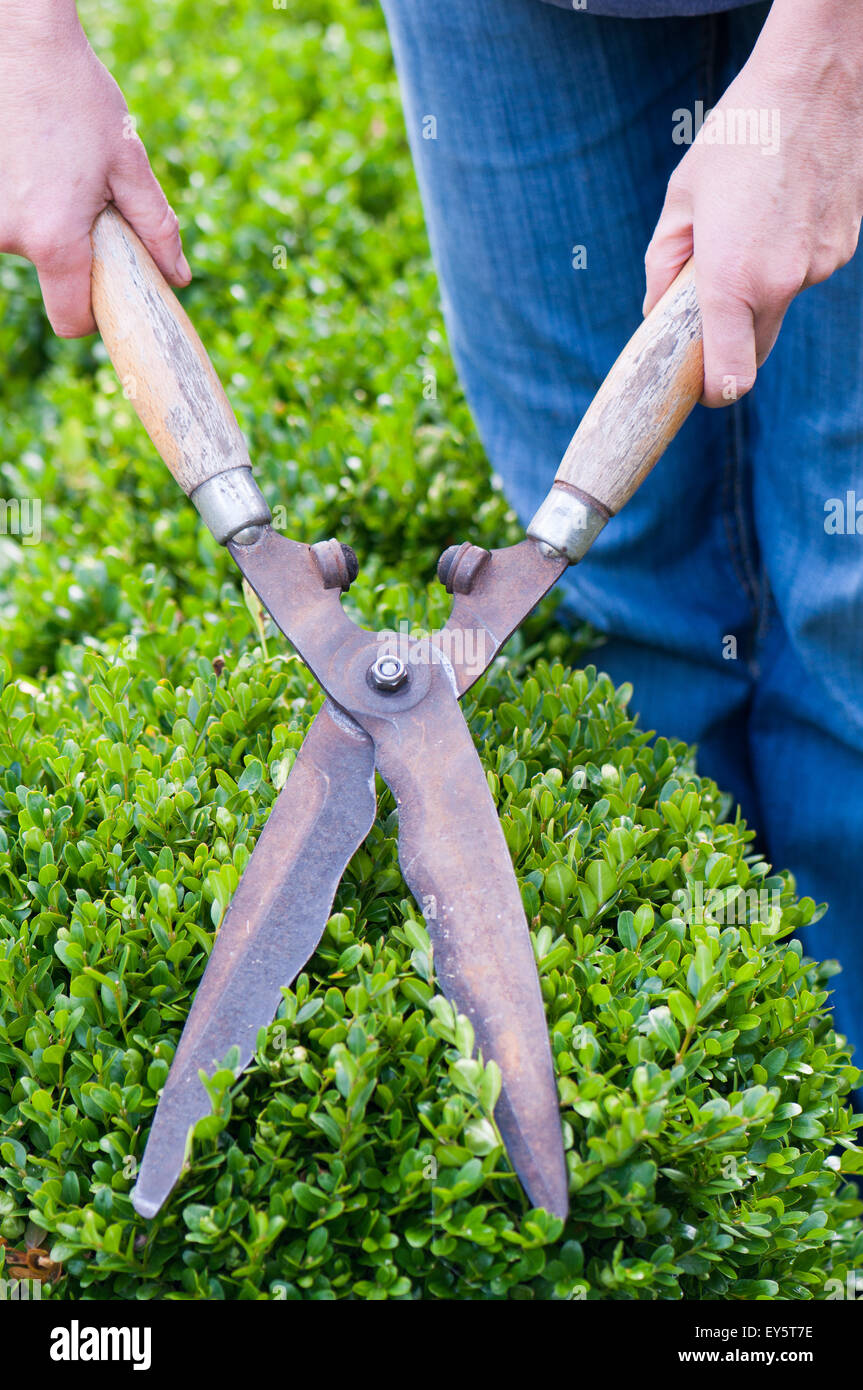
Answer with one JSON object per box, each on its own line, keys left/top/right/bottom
{"left": 437, "top": 541, "right": 491, "bottom": 594}
{"left": 311, "top": 538, "right": 360, "bottom": 591}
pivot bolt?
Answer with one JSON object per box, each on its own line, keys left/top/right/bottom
{"left": 370, "top": 654, "right": 408, "bottom": 692}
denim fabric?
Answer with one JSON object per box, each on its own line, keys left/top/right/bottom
{"left": 381, "top": 0, "right": 863, "bottom": 1072}
{"left": 540, "top": 1, "right": 755, "bottom": 15}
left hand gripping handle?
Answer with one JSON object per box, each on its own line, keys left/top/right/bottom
{"left": 90, "top": 205, "right": 271, "bottom": 543}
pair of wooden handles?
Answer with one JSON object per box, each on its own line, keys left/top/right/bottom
{"left": 90, "top": 206, "right": 702, "bottom": 546}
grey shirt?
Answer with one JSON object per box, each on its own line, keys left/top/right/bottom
{"left": 540, "top": 1, "right": 758, "bottom": 15}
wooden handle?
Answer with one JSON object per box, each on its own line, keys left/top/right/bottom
{"left": 527, "top": 258, "right": 702, "bottom": 560}
{"left": 90, "top": 206, "right": 251, "bottom": 497}
{"left": 560, "top": 258, "right": 702, "bottom": 514}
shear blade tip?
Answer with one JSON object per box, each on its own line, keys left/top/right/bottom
{"left": 549, "top": 1196, "right": 570, "bottom": 1223}
{"left": 524, "top": 1169, "right": 569, "bottom": 1224}
{"left": 131, "top": 1188, "right": 163, "bottom": 1220}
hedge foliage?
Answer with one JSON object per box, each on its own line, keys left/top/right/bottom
{"left": 0, "top": 0, "right": 860, "bottom": 1300}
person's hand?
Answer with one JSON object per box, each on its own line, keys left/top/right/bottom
{"left": 643, "top": 0, "right": 863, "bottom": 407}
{"left": 0, "top": 0, "right": 190, "bottom": 339}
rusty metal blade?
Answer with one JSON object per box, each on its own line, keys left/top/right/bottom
{"left": 438, "top": 539, "right": 566, "bottom": 695}
{"left": 228, "top": 527, "right": 369, "bottom": 694}
{"left": 131, "top": 701, "right": 375, "bottom": 1218}
{"left": 357, "top": 666, "right": 568, "bottom": 1219}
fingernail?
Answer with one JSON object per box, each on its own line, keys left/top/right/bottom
{"left": 175, "top": 251, "right": 191, "bottom": 282}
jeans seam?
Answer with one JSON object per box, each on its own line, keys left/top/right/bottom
{"left": 719, "top": 410, "right": 749, "bottom": 600}
{"left": 752, "top": 557, "right": 774, "bottom": 675}
{"left": 719, "top": 404, "right": 764, "bottom": 677}
{"left": 732, "top": 405, "right": 761, "bottom": 603}
{"left": 705, "top": 11, "right": 767, "bottom": 678}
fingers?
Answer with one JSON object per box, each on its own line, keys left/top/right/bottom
{"left": 645, "top": 166, "right": 777, "bottom": 407}
{"left": 643, "top": 176, "right": 693, "bottom": 316}
{"left": 646, "top": 172, "right": 799, "bottom": 407}
{"left": 0, "top": 132, "right": 188, "bottom": 340}
{"left": 0, "top": 216, "right": 100, "bottom": 338}
{"left": 35, "top": 232, "right": 96, "bottom": 338}
{"left": 698, "top": 257, "right": 808, "bottom": 406}
{"left": 697, "top": 275, "right": 758, "bottom": 409}
{"left": 109, "top": 137, "right": 190, "bottom": 286}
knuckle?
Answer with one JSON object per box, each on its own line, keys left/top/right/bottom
{"left": 24, "top": 214, "right": 81, "bottom": 266}
{"left": 118, "top": 132, "right": 150, "bottom": 166}
{"left": 697, "top": 281, "right": 737, "bottom": 316}
{"left": 644, "top": 240, "right": 663, "bottom": 271}
{"left": 836, "top": 240, "right": 857, "bottom": 272}
{"left": 143, "top": 201, "right": 180, "bottom": 245}
{"left": 665, "top": 166, "right": 689, "bottom": 201}
{"left": 805, "top": 256, "right": 833, "bottom": 288}
{"left": 159, "top": 204, "right": 180, "bottom": 238}
{"left": 763, "top": 270, "right": 806, "bottom": 305}
{"left": 699, "top": 275, "right": 758, "bottom": 326}
{"left": 750, "top": 253, "right": 808, "bottom": 305}
{"left": 46, "top": 302, "right": 93, "bottom": 339}
{"left": 843, "top": 224, "right": 861, "bottom": 263}
{"left": 812, "top": 232, "right": 859, "bottom": 280}
{"left": 27, "top": 230, "right": 66, "bottom": 265}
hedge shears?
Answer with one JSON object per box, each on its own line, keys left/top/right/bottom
{"left": 90, "top": 207, "right": 703, "bottom": 1220}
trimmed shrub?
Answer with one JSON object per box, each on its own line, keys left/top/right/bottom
{"left": 0, "top": 630, "right": 860, "bottom": 1299}
{"left": 0, "top": 0, "right": 860, "bottom": 1301}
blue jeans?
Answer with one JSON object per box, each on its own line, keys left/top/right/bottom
{"left": 381, "top": 0, "right": 863, "bottom": 1070}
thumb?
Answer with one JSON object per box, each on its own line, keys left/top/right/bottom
{"left": 108, "top": 137, "right": 190, "bottom": 286}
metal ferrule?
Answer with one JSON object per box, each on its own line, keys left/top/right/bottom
{"left": 190, "top": 467, "right": 272, "bottom": 545}
{"left": 527, "top": 484, "right": 609, "bottom": 564}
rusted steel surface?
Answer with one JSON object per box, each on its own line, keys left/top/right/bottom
{"left": 362, "top": 668, "right": 569, "bottom": 1219}
{"left": 131, "top": 701, "right": 375, "bottom": 1217}
{"left": 136, "top": 524, "right": 570, "bottom": 1219}
{"left": 439, "top": 539, "right": 567, "bottom": 694}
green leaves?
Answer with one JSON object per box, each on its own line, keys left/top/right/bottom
{"left": 0, "top": 0, "right": 859, "bottom": 1306}
{"left": 544, "top": 862, "right": 577, "bottom": 906}
{"left": 2, "top": 643, "right": 853, "bottom": 1304}
{"left": 667, "top": 990, "right": 697, "bottom": 1032}
{"left": 645, "top": 1006, "right": 680, "bottom": 1055}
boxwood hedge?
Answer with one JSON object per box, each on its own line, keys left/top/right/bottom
{"left": 0, "top": 632, "right": 861, "bottom": 1300}
{"left": 0, "top": 0, "right": 860, "bottom": 1301}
